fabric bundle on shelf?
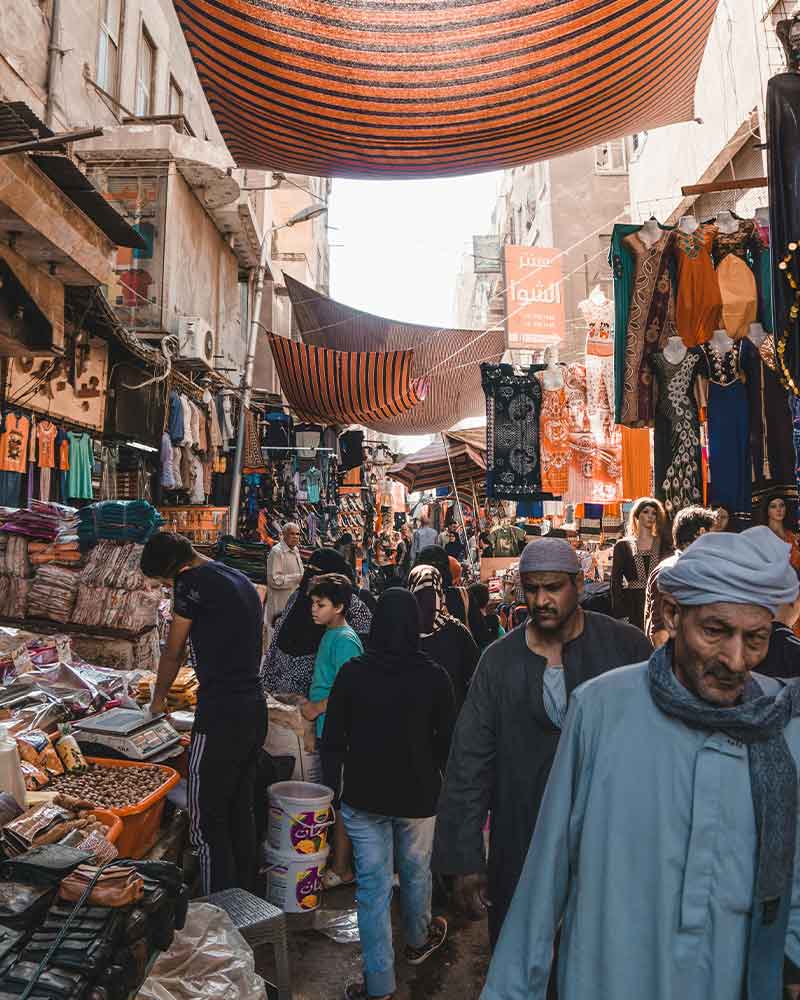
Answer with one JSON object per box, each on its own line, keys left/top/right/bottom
{"left": 0, "top": 501, "right": 78, "bottom": 542}
{"left": 72, "top": 583, "right": 160, "bottom": 633}
{"left": 0, "top": 577, "right": 30, "bottom": 618}
{"left": 80, "top": 540, "right": 146, "bottom": 590}
{"left": 27, "top": 565, "right": 79, "bottom": 621}
{"left": 214, "top": 534, "right": 269, "bottom": 583}
{"left": 2, "top": 536, "right": 31, "bottom": 579}
{"left": 28, "top": 539, "right": 83, "bottom": 567}
{"left": 77, "top": 501, "right": 164, "bottom": 547}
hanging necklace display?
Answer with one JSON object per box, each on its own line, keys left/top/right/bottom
{"left": 776, "top": 241, "right": 800, "bottom": 397}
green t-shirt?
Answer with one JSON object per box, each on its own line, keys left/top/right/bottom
{"left": 309, "top": 624, "right": 364, "bottom": 738}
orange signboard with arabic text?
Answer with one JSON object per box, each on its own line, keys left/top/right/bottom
{"left": 504, "top": 246, "right": 565, "bottom": 350}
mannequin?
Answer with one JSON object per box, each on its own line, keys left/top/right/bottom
{"left": 678, "top": 215, "right": 699, "bottom": 234}
{"left": 542, "top": 362, "right": 565, "bottom": 389}
{"left": 709, "top": 328, "right": 734, "bottom": 354}
{"left": 715, "top": 210, "right": 739, "bottom": 235}
{"left": 747, "top": 323, "right": 767, "bottom": 347}
{"left": 637, "top": 218, "right": 662, "bottom": 247}
{"left": 663, "top": 336, "right": 688, "bottom": 364}
{"left": 588, "top": 285, "right": 607, "bottom": 306}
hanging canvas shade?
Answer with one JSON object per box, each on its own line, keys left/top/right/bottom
{"left": 286, "top": 275, "right": 504, "bottom": 434}
{"left": 267, "top": 332, "right": 422, "bottom": 425}
{"left": 174, "top": 0, "right": 718, "bottom": 178}
{"left": 388, "top": 429, "right": 486, "bottom": 493}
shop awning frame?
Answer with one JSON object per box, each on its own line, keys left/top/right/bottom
{"left": 388, "top": 429, "right": 486, "bottom": 493}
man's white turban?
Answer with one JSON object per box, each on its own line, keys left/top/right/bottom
{"left": 657, "top": 526, "right": 799, "bottom": 615}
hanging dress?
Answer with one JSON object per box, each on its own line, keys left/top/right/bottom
{"left": 713, "top": 222, "right": 758, "bottom": 340}
{"left": 580, "top": 297, "right": 615, "bottom": 439}
{"left": 649, "top": 348, "right": 704, "bottom": 517}
{"left": 754, "top": 222, "right": 773, "bottom": 333}
{"left": 740, "top": 335, "right": 797, "bottom": 509}
{"left": 703, "top": 341, "right": 751, "bottom": 523}
{"left": 537, "top": 379, "right": 570, "bottom": 496}
{"left": 621, "top": 229, "right": 677, "bottom": 428}
{"left": 674, "top": 225, "right": 722, "bottom": 347}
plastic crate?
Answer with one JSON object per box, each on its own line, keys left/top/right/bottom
{"left": 86, "top": 757, "right": 180, "bottom": 859}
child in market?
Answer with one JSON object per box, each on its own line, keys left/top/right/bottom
{"left": 301, "top": 572, "right": 363, "bottom": 888}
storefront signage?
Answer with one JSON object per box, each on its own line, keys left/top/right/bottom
{"left": 503, "top": 246, "right": 565, "bottom": 350}
{"left": 473, "top": 235, "right": 503, "bottom": 274}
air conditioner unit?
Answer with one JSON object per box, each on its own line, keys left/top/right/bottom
{"left": 177, "top": 316, "right": 215, "bottom": 369}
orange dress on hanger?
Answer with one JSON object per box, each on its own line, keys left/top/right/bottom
{"left": 674, "top": 224, "right": 722, "bottom": 347}
{"left": 713, "top": 221, "right": 758, "bottom": 340}
{"left": 537, "top": 379, "right": 570, "bottom": 495}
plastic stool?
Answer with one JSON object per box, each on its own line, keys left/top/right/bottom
{"left": 206, "top": 888, "right": 292, "bottom": 999}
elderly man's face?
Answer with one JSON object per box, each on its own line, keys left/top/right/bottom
{"left": 284, "top": 526, "right": 300, "bottom": 548}
{"left": 663, "top": 599, "right": 773, "bottom": 706}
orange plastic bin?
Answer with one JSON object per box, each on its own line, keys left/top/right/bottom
{"left": 89, "top": 808, "right": 123, "bottom": 845}
{"left": 86, "top": 757, "right": 180, "bottom": 859}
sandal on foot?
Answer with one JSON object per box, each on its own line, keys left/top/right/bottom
{"left": 322, "top": 868, "right": 355, "bottom": 890}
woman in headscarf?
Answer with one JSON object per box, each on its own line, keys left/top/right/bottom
{"left": 262, "top": 548, "right": 372, "bottom": 695}
{"left": 322, "top": 588, "right": 455, "bottom": 1000}
{"left": 413, "top": 545, "right": 468, "bottom": 625}
{"left": 407, "top": 565, "right": 479, "bottom": 711}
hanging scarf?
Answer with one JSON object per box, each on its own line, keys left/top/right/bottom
{"left": 649, "top": 642, "right": 800, "bottom": 912}
{"left": 407, "top": 564, "right": 460, "bottom": 638}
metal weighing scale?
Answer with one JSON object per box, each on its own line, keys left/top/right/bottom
{"left": 73, "top": 709, "right": 181, "bottom": 761}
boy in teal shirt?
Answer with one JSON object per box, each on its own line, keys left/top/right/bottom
{"left": 302, "top": 572, "right": 364, "bottom": 887}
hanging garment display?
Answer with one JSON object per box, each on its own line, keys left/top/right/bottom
{"left": 537, "top": 381, "right": 570, "bottom": 496}
{"left": 791, "top": 396, "right": 800, "bottom": 497}
{"left": 712, "top": 221, "right": 758, "bottom": 340}
{"left": 66, "top": 432, "right": 94, "bottom": 500}
{"left": 621, "top": 229, "right": 677, "bottom": 427}
{"left": 740, "top": 336, "right": 797, "bottom": 506}
{"left": 767, "top": 71, "right": 800, "bottom": 385}
{"left": 649, "top": 348, "right": 704, "bottom": 517}
{"left": 481, "top": 363, "right": 545, "bottom": 500}
{"left": 674, "top": 224, "right": 722, "bottom": 346}
{"left": 609, "top": 223, "right": 642, "bottom": 423}
{"left": 703, "top": 341, "right": 751, "bottom": 521}
{"left": 621, "top": 426, "right": 651, "bottom": 499}
{"left": 581, "top": 294, "right": 615, "bottom": 439}
{"left": 339, "top": 430, "right": 365, "bottom": 471}
{"left": 754, "top": 222, "right": 773, "bottom": 333}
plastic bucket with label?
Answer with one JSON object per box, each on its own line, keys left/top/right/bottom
{"left": 267, "top": 781, "right": 334, "bottom": 856}
{"left": 263, "top": 844, "right": 329, "bottom": 913}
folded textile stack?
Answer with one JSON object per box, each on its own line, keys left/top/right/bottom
{"left": 1, "top": 501, "right": 78, "bottom": 542}
{"left": 77, "top": 500, "right": 164, "bottom": 547}
{"left": 71, "top": 584, "right": 160, "bottom": 634}
{"left": 79, "top": 540, "right": 146, "bottom": 590}
{"left": 0, "top": 577, "right": 30, "bottom": 618}
{"left": 27, "top": 539, "right": 83, "bottom": 567}
{"left": 26, "top": 566, "right": 80, "bottom": 622}
{"left": 1, "top": 536, "right": 31, "bottom": 579}
{"left": 215, "top": 534, "right": 269, "bottom": 583}
{"left": 135, "top": 666, "right": 198, "bottom": 709}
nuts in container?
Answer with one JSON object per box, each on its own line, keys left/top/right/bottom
{"left": 49, "top": 762, "right": 168, "bottom": 809}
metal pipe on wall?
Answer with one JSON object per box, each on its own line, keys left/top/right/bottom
{"left": 45, "top": 0, "right": 63, "bottom": 128}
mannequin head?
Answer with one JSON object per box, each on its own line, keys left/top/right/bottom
{"left": 760, "top": 493, "right": 796, "bottom": 534}
{"left": 627, "top": 497, "right": 666, "bottom": 541}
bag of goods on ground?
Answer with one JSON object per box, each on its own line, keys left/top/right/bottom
{"left": 265, "top": 694, "right": 320, "bottom": 782}
{"left": 2, "top": 797, "right": 118, "bottom": 861}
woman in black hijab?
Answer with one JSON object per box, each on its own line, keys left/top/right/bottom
{"left": 413, "top": 545, "right": 468, "bottom": 625}
{"left": 262, "top": 547, "right": 372, "bottom": 696}
{"left": 322, "top": 589, "right": 456, "bottom": 1000}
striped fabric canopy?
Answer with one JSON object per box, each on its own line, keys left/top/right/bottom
{"left": 286, "top": 275, "right": 505, "bottom": 434}
{"left": 174, "top": 0, "right": 718, "bottom": 178}
{"left": 268, "top": 333, "right": 423, "bottom": 425}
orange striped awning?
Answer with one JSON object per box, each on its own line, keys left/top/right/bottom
{"left": 173, "top": 0, "right": 718, "bottom": 178}
{"left": 268, "top": 333, "right": 423, "bottom": 425}
{"left": 286, "top": 275, "right": 505, "bottom": 434}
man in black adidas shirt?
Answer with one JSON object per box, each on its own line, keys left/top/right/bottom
{"left": 141, "top": 532, "right": 267, "bottom": 894}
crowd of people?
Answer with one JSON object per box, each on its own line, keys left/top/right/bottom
{"left": 144, "top": 485, "right": 800, "bottom": 999}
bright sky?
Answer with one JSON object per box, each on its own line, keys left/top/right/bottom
{"left": 328, "top": 172, "right": 501, "bottom": 327}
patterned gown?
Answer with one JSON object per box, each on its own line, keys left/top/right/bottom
{"left": 649, "top": 349, "right": 703, "bottom": 517}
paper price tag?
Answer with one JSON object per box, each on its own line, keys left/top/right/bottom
{"left": 55, "top": 635, "right": 72, "bottom": 665}
{"left": 12, "top": 644, "right": 34, "bottom": 675}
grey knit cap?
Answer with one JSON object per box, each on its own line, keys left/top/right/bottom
{"left": 518, "top": 537, "right": 580, "bottom": 575}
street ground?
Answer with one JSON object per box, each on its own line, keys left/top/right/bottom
{"left": 258, "top": 883, "right": 491, "bottom": 999}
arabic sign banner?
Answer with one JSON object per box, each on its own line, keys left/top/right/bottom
{"left": 473, "top": 235, "right": 503, "bottom": 274}
{"left": 504, "top": 246, "right": 565, "bottom": 350}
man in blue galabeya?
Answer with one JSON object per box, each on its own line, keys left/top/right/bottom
{"left": 482, "top": 526, "right": 800, "bottom": 1000}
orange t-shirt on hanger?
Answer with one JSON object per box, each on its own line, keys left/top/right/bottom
{"left": 0, "top": 414, "right": 30, "bottom": 474}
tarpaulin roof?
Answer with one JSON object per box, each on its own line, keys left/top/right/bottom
{"left": 388, "top": 429, "right": 486, "bottom": 492}
{"left": 285, "top": 275, "right": 504, "bottom": 434}
{"left": 173, "top": 0, "right": 718, "bottom": 179}
{"left": 268, "top": 332, "right": 423, "bottom": 425}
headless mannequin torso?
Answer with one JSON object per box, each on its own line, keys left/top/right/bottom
{"left": 715, "top": 211, "right": 739, "bottom": 235}
{"left": 678, "top": 215, "right": 699, "bottom": 234}
{"left": 637, "top": 218, "right": 663, "bottom": 248}
{"left": 663, "top": 336, "right": 688, "bottom": 365}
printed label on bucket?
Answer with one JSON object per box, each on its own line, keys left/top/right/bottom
{"left": 268, "top": 803, "right": 332, "bottom": 854}
{"left": 296, "top": 863, "right": 323, "bottom": 910}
